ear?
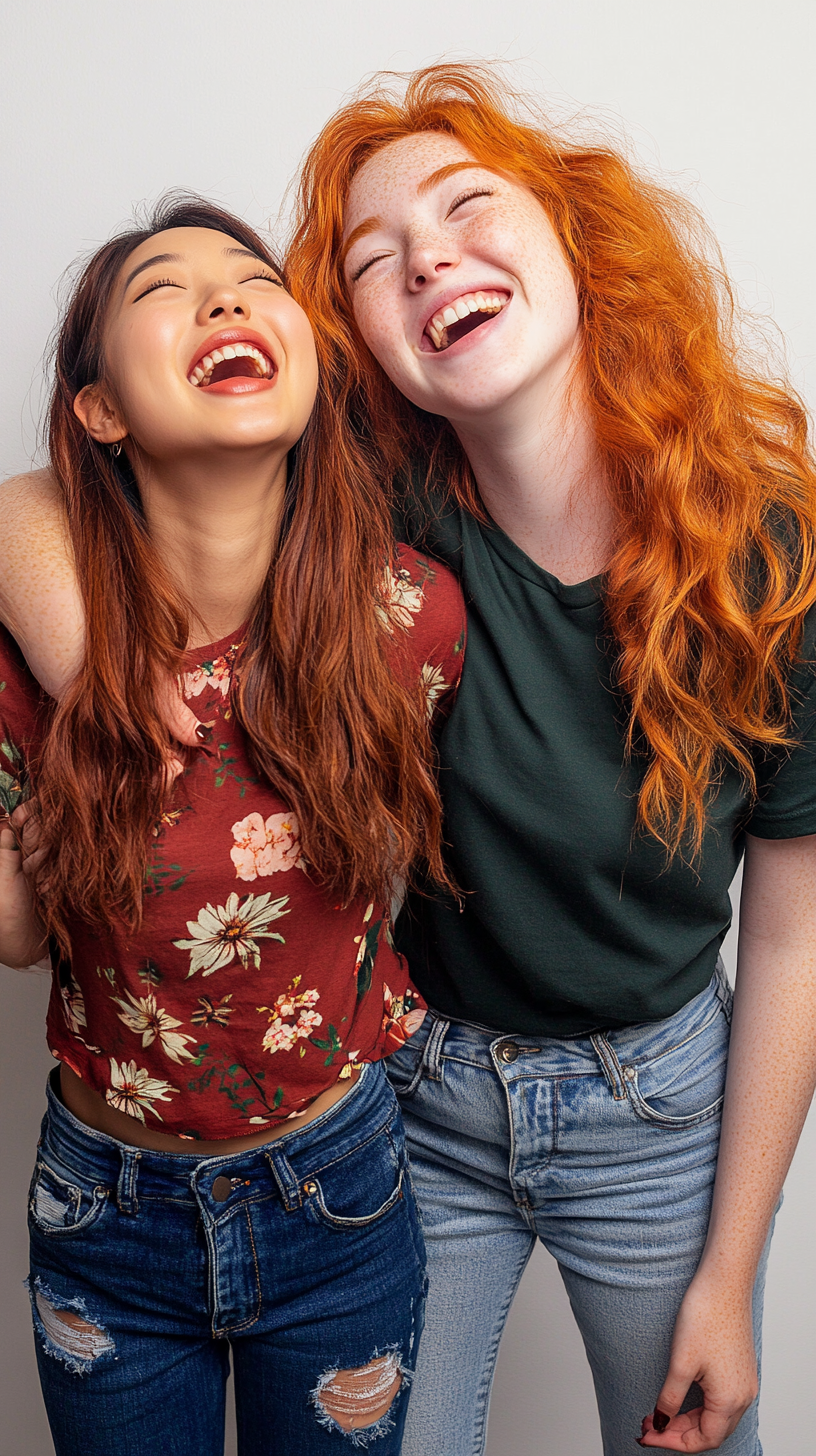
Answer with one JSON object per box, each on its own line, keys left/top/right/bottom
{"left": 73, "top": 384, "right": 127, "bottom": 446}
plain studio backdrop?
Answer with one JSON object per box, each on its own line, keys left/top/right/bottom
{"left": 1, "top": 2, "right": 814, "bottom": 1452}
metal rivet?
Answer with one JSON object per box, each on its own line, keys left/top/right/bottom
{"left": 624, "top": 1066, "right": 635, "bottom": 1080}
{"left": 212, "top": 1175, "right": 232, "bottom": 1202}
{"left": 498, "top": 1040, "right": 519, "bottom": 1064}
{"left": 303, "top": 1181, "right": 317, "bottom": 1196}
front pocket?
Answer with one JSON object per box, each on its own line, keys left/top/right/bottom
{"left": 307, "top": 1163, "right": 406, "bottom": 1229}
{"left": 28, "top": 1160, "right": 109, "bottom": 1236}
{"left": 303, "top": 1125, "right": 406, "bottom": 1231}
{"left": 622, "top": 1006, "right": 729, "bottom": 1130}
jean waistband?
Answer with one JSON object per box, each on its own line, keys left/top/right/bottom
{"left": 40, "top": 1060, "right": 396, "bottom": 1210}
{"left": 418, "top": 963, "right": 732, "bottom": 1081}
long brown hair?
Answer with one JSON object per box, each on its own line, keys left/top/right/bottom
{"left": 287, "top": 63, "right": 816, "bottom": 856}
{"left": 37, "top": 193, "right": 448, "bottom": 947}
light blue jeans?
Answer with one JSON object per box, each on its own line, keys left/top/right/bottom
{"left": 386, "top": 965, "right": 769, "bottom": 1456}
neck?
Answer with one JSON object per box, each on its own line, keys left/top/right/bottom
{"left": 451, "top": 361, "right": 612, "bottom": 585}
{"left": 135, "top": 446, "right": 288, "bottom": 648}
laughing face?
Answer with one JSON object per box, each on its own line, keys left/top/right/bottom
{"left": 80, "top": 226, "right": 318, "bottom": 463}
{"left": 342, "top": 133, "right": 582, "bottom": 427}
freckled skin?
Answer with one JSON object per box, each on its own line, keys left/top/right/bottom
{"left": 343, "top": 133, "right": 580, "bottom": 424}
{"left": 345, "top": 132, "right": 816, "bottom": 1453}
{"left": 343, "top": 133, "right": 612, "bottom": 586}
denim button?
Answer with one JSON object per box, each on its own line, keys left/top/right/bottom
{"left": 497, "top": 1040, "right": 519, "bottom": 1064}
{"left": 212, "top": 1176, "right": 232, "bottom": 1201}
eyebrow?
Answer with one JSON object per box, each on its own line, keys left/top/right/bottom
{"left": 340, "top": 217, "right": 384, "bottom": 269}
{"left": 417, "top": 161, "right": 501, "bottom": 196}
{"left": 123, "top": 252, "right": 182, "bottom": 292}
{"left": 124, "top": 245, "right": 281, "bottom": 293}
{"left": 223, "top": 246, "right": 282, "bottom": 276}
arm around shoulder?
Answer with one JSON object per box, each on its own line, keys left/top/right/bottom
{"left": 0, "top": 468, "right": 84, "bottom": 695}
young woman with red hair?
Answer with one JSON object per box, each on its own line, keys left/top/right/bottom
{"left": 281, "top": 65, "right": 816, "bottom": 1456}
{"left": 3, "top": 65, "right": 816, "bottom": 1456}
{"left": 0, "top": 195, "right": 466, "bottom": 1455}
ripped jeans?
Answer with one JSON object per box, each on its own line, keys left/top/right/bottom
{"left": 27, "top": 1061, "right": 426, "bottom": 1456}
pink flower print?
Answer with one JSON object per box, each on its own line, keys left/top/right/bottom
{"left": 230, "top": 811, "right": 305, "bottom": 881}
{"left": 295, "top": 1008, "right": 322, "bottom": 1035}
{"left": 183, "top": 654, "right": 232, "bottom": 700}
{"left": 258, "top": 979, "right": 322, "bottom": 1055}
{"left": 262, "top": 1021, "right": 300, "bottom": 1053}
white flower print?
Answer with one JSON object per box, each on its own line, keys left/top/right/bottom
{"left": 375, "top": 565, "right": 424, "bottom": 633}
{"left": 105, "top": 1058, "right": 179, "bottom": 1122}
{"left": 173, "top": 891, "right": 290, "bottom": 977}
{"left": 112, "top": 990, "right": 197, "bottom": 1063}
{"left": 59, "top": 972, "right": 102, "bottom": 1053}
{"left": 421, "top": 662, "right": 449, "bottom": 719}
{"left": 258, "top": 978, "right": 322, "bottom": 1055}
{"left": 60, "top": 971, "right": 87, "bottom": 1038}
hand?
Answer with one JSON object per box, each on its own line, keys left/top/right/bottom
{"left": 639, "top": 1267, "right": 757, "bottom": 1450}
{"left": 0, "top": 800, "right": 47, "bottom": 968}
{"left": 159, "top": 676, "right": 205, "bottom": 751}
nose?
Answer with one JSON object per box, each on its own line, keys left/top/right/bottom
{"left": 406, "top": 234, "right": 460, "bottom": 293}
{"left": 196, "top": 282, "right": 250, "bottom": 324}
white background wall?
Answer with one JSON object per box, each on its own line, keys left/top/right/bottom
{"left": 1, "top": 3, "right": 814, "bottom": 1452}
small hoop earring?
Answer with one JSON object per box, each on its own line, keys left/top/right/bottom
{"left": 110, "top": 441, "right": 123, "bottom": 457}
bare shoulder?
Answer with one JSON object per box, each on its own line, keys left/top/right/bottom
{"left": 0, "top": 467, "right": 62, "bottom": 522}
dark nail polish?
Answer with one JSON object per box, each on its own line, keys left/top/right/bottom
{"left": 653, "top": 1409, "right": 670, "bottom": 1434}
{"left": 194, "top": 725, "right": 208, "bottom": 742}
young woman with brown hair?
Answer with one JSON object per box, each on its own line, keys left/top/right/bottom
{"left": 0, "top": 194, "right": 465, "bottom": 1455}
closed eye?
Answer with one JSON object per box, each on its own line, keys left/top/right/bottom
{"left": 351, "top": 252, "right": 392, "bottom": 283}
{"left": 134, "top": 277, "right": 182, "bottom": 301}
{"left": 447, "top": 187, "right": 494, "bottom": 217}
{"left": 242, "top": 272, "right": 284, "bottom": 287}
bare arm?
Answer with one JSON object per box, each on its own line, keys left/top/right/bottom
{"left": 0, "top": 469, "right": 84, "bottom": 695}
{"left": 0, "top": 468, "right": 200, "bottom": 745}
{"left": 642, "top": 831, "right": 816, "bottom": 1449}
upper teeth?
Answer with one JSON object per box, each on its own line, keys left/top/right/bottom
{"left": 426, "top": 292, "right": 507, "bottom": 351}
{"left": 188, "top": 342, "right": 273, "bottom": 386}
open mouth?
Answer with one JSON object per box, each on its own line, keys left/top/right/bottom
{"left": 424, "top": 291, "right": 509, "bottom": 352}
{"left": 188, "top": 342, "right": 275, "bottom": 389}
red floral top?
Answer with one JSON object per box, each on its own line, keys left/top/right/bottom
{"left": 0, "top": 546, "right": 465, "bottom": 1139}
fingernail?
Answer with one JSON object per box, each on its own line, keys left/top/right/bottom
{"left": 194, "top": 725, "right": 208, "bottom": 742}
{"left": 653, "top": 1409, "right": 670, "bottom": 1433}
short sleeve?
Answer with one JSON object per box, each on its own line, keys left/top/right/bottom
{"left": 0, "top": 627, "right": 46, "bottom": 810}
{"left": 746, "top": 610, "right": 816, "bottom": 839}
{"left": 385, "top": 544, "right": 466, "bottom": 720}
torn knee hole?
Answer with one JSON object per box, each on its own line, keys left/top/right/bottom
{"left": 316, "top": 1353, "right": 402, "bottom": 1432}
{"left": 34, "top": 1291, "right": 114, "bottom": 1365}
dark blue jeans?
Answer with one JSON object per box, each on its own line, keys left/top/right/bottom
{"left": 28, "top": 1062, "right": 427, "bottom": 1455}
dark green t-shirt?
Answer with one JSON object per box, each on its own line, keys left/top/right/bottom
{"left": 395, "top": 497, "right": 816, "bottom": 1035}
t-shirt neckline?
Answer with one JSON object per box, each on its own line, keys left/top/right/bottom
{"left": 476, "top": 513, "right": 603, "bottom": 608}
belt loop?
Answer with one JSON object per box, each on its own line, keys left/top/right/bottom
{"left": 116, "top": 1148, "right": 141, "bottom": 1214}
{"left": 265, "top": 1145, "right": 302, "bottom": 1211}
{"left": 590, "top": 1032, "right": 627, "bottom": 1101}
{"left": 421, "top": 1013, "right": 450, "bottom": 1083}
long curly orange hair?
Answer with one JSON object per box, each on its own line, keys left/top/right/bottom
{"left": 287, "top": 62, "right": 816, "bottom": 855}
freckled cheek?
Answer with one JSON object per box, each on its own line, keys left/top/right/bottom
{"left": 353, "top": 299, "right": 400, "bottom": 372}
